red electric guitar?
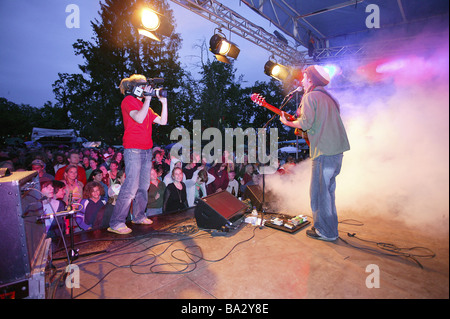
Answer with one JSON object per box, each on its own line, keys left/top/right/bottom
{"left": 251, "top": 93, "right": 310, "bottom": 146}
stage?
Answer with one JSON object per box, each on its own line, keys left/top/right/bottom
{"left": 46, "top": 206, "right": 449, "bottom": 300}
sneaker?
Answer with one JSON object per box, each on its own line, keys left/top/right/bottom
{"left": 132, "top": 217, "right": 153, "bottom": 225}
{"left": 306, "top": 228, "right": 337, "bottom": 242}
{"left": 107, "top": 226, "right": 132, "bottom": 235}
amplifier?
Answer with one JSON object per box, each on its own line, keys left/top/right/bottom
{"left": 243, "top": 184, "right": 277, "bottom": 211}
{"left": 195, "top": 191, "right": 248, "bottom": 231}
{"left": 0, "top": 171, "right": 47, "bottom": 289}
{"left": 0, "top": 237, "right": 52, "bottom": 299}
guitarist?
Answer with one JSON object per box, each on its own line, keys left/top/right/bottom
{"left": 280, "top": 65, "right": 350, "bottom": 242}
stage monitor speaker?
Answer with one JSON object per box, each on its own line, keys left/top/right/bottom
{"left": 0, "top": 171, "right": 46, "bottom": 287}
{"left": 194, "top": 191, "right": 248, "bottom": 231}
{"left": 243, "top": 185, "right": 276, "bottom": 211}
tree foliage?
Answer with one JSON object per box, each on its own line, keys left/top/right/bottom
{"left": 177, "top": 42, "right": 296, "bottom": 142}
{"left": 52, "top": 0, "right": 185, "bottom": 145}
{"left": 0, "top": 98, "right": 68, "bottom": 142}
{"left": 1, "top": 0, "right": 298, "bottom": 146}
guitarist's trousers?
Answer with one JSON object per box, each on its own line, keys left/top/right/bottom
{"left": 310, "top": 153, "right": 344, "bottom": 240}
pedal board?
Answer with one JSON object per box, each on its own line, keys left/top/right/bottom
{"left": 265, "top": 214, "right": 311, "bottom": 234}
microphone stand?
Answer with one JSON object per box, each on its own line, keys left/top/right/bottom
{"left": 256, "top": 94, "right": 296, "bottom": 228}
{"left": 260, "top": 94, "right": 294, "bottom": 131}
{"left": 52, "top": 203, "right": 107, "bottom": 263}
{"left": 67, "top": 209, "right": 78, "bottom": 262}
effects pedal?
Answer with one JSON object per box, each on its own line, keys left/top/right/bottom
{"left": 266, "top": 213, "right": 310, "bottom": 234}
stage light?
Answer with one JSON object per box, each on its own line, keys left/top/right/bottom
{"left": 141, "top": 8, "right": 160, "bottom": 31}
{"left": 209, "top": 31, "right": 240, "bottom": 64}
{"left": 138, "top": 28, "right": 160, "bottom": 41}
{"left": 357, "top": 59, "right": 389, "bottom": 82}
{"left": 322, "top": 64, "right": 341, "bottom": 79}
{"left": 135, "top": 7, "right": 173, "bottom": 41}
{"left": 376, "top": 59, "right": 407, "bottom": 73}
{"left": 264, "top": 60, "right": 290, "bottom": 82}
{"left": 218, "top": 41, "right": 231, "bottom": 55}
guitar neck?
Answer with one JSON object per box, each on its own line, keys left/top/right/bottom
{"left": 251, "top": 93, "right": 297, "bottom": 121}
{"left": 261, "top": 101, "right": 296, "bottom": 121}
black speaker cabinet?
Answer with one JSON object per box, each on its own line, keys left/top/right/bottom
{"left": 194, "top": 191, "right": 248, "bottom": 231}
{"left": 0, "top": 171, "right": 46, "bottom": 286}
{"left": 243, "top": 185, "right": 276, "bottom": 211}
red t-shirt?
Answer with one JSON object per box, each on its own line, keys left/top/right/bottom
{"left": 121, "top": 95, "right": 158, "bottom": 149}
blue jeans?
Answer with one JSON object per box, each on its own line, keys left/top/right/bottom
{"left": 146, "top": 207, "right": 162, "bottom": 216}
{"left": 109, "top": 148, "right": 152, "bottom": 229}
{"left": 310, "top": 154, "right": 343, "bottom": 240}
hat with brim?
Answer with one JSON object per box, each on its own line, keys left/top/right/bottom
{"left": 304, "top": 65, "right": 330, "bottom": 87}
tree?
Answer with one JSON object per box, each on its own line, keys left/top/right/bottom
{"left": 177, "top": 40, "right": 295, "bottom": 147}
{"left": 0, "top": 98, "right": 36, "bottom": 139}
{"left": 52, "top": 73, "right": 90, "bottom": 131}
{"left": 53, "top": 0, "right": 185, "bottom": 145}
{"left": 244, "top": 79, "right": 297, "bottom": 141}
{"left": 195, "top": 59, "right": 242, "bottom": 131}
{"left": 0, "top": 97, "right": 69, "bottom": 143}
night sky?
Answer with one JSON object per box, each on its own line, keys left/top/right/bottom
{"left": 0, "top": 0, "right": 282, "bottom": 107}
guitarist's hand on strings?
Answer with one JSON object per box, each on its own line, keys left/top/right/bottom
{"left": 280, "top": 111, "right": 289, "bottom": 126}
{"left": 280, "top": 111, "right": 301, "bottom": 130}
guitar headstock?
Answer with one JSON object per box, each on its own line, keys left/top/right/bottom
{"left": 250, "top": 93, "right": 266, "bottom": 106}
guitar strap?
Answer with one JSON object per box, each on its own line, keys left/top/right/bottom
{"left": 313, "top": 87, "right": 341, "bottom": 112}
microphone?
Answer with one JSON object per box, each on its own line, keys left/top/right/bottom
{"left": 286, "top": 86, "right": 304, "bottom": 97}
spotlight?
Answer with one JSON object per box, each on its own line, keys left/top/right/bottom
{"left": 264, "top": 60, "right": 290, "bottom": 82}
{"left": 141, "top": 8, "right": 161, "bottom": 31}
{"left": 209, "top": 31, "right": 240, "bottom": 64}
{"left": 135, "top": 7, "right": 173, "bottom": 41}
{"left": 322, "top": 64, "right": 341, "bottom": 79}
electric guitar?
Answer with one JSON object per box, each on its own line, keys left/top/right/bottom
{"left": 250, "top": 93, "right": 310, "bottom": 146}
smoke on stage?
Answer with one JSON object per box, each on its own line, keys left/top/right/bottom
{"left": 265, "top": 27, "right": 449, "bottom": 235}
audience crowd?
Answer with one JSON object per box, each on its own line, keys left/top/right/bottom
{"left": 0, "top": 144, "right": 306, "bottom": 238}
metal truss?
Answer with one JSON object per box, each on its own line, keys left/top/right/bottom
{"left": 309, "top": 32, "right": 448, "bottom": 64}
{"left": 310, "top": 44, "right": 365, "bottom": 63}
{"left": 241, "top": 0, "right": 318, "bottom": 48}
{"left": 170, "top": 1, "right": 447, "bottom": 67}
{"left": 169, "top": 0, "right": 308, "bottom": 64}
{"left": 240, "top": 0, "right": 364, "bottom": 48}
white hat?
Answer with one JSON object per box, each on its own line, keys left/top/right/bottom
{"left": 305, "top": 65, "right": 330, "bottom": 86}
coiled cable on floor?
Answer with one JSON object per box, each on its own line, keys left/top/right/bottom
{"left": 336, "top": 218, "right": 436, "bottom": 269}
{"left": 338, "top": 231, "right": 436, "bottom": 269}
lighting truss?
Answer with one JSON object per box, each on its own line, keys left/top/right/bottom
{"left": 241, "top": 0, "right": 364, "bottom": 47}
{"left": 309, "top": 33, "right": 447, "bottom": 64}
{"left": 170, "top": 0, "right": 307, "bottom": 64}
